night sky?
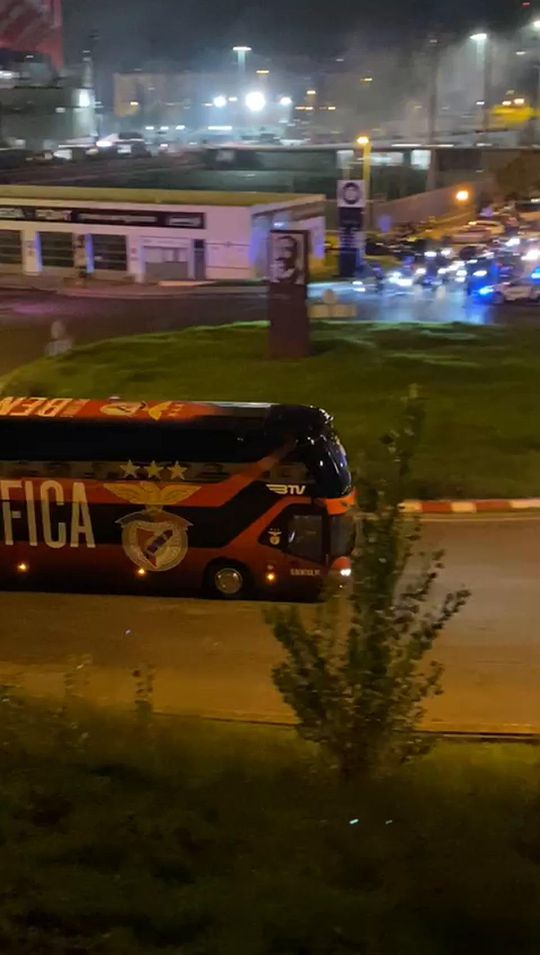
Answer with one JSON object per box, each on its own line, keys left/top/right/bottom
{"left": 63, "top": 0, "right": 535, "bottom": 69}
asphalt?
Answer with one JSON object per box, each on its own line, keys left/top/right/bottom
{"left": 0, "top": 513, "right": 539, "bottom": 734}
{"left": 0, "top": 285, "right": 266, "bottom": 377}
{"left": 0, "top": 282, "right": 538, "bottom": 379}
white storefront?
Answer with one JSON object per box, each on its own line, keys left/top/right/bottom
{"left": 0, "top": 186, "right": 325, "bottom": 283}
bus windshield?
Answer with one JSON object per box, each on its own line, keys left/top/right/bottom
{"left": 299, "top": 432, "right": 353, "bottom": 498}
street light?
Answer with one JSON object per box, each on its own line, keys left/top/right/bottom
{"left": 455, "top": 188, "right": 470, "bottom": 203}
{"left": 245, "top": 90, "right": 265, "bottom": 112}
{"left": 232, "top": 45, "right": 252, "bottom": 75}
{"left": 427, "top": 36, "right": 440, "bottom": 143}
{"left": 356, "top": 134, "right": 371, "bottom": 216}
{"left": 353, "top": 134, "right": 371, "bottom": 239}
{"left": 530, "top": 20, "right": 540, "bottom": 144}
{"left": 470, "top": 32, "right": 490, "bottom": 135}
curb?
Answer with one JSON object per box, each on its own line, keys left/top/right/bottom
{"left": 402, "top": 498, "right": 540, "bottom": 515}
{"left": 59, "top": 286, "right": 201, "bottom": 299}
{"left": 0, "top": 283, "right": 264, "bottom": 300}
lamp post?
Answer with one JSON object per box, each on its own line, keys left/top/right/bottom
{"left": 356, "top": 134, "right": 371, "bottom": 231}
{"left": 232, "top": 46, "right": 252, "bottom": 136}
{"left": 531, "top": 21, "right": 540, "bottom": 144}
{"left": 232, "top": 45, "right": 252, "bottom": 77}
{"left": 470, "top": 32, "right": 490, "bottom": 136}
{"left": 356, "top": 135, "right": 371, "bottom": 200}
{"left": 427, "top": 37, "right": 440, "bottom": 143}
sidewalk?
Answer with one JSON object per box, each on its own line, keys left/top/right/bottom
{"left": 0, "top": 274, "right": 215, "bottom": 299}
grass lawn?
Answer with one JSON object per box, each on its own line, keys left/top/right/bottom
{"left": 0, "top": 695, "right": 540, "bottom": 954}
{"left": 3, "top": 321, "right": 540, "bottom": 498}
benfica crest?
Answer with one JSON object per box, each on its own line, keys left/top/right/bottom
{"left": 104, "top": 481, "right": 200, "bottom": 573}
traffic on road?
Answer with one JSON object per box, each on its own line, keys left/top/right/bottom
{"left": 314, "top": 203, "right": 540, "bottom": 313}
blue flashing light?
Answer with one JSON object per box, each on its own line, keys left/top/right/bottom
{"left": 531, "top": 267, "right": 540, "bottom": 281}
{"left": 478, "top": 285, "right": 495, "bottom": 296}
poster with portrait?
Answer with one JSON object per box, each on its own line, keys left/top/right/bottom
{"left": 268, "top": 230, "right": 308, "bottom": 286}
{"left": 267, "top": 229, "right": 309, "bottom": 358}
{"left": 337, "top": 179, "right": 366, "bottom": 208}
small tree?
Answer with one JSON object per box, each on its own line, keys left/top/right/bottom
{"left": 269, "top": 396, "right": 469, "bottom": 779}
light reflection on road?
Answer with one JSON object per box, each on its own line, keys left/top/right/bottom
{"left": 308, "top": 281, "right": 535, "bottom": 326}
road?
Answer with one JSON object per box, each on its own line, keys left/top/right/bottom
{"left": 0, "top": 285, "right": 267, "bottom": 377}
{"left": 0, "top": 282, "right": 538, "bottom": 378}
{"left": 1, "top": 513, "right": 539, "bottom": 734}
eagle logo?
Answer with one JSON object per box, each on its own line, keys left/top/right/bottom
{"left": 104, "top": 482, "right": 200, "bottom": 573}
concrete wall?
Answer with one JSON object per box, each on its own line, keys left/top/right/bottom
{"left": 371, "top": 179, "right": 495, "bottom": 232}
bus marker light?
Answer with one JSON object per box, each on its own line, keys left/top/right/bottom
{"left": 136, "top": 568, "right": 147, "bottom": 577}
{"left": 16, "top": 562, "right": 29, "bottom": 573}
{"left": 265, "top": 566, "right": 277, "bottom": 584}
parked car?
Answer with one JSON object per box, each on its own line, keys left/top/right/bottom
{"left": 451, "top": 223, "right": 493, "bottom": 244}
{"left": 473, "top": 218, "right": 505, "bottom": 236}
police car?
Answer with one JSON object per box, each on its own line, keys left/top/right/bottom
{"left": 478, "top": 279, "right": 540, "bottom": 303}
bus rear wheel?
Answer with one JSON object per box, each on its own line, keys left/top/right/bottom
{"left": 205, "top": 561, "right": 251, "bottom": 599}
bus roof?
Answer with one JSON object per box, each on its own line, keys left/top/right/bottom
{"left": 0, "top": 396, "right": 331, "bottom": 430}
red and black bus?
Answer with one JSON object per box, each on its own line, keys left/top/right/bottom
{"left": 0, "top": 396, "right": 355, "bottom": 599}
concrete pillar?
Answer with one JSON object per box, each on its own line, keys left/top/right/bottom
{"left": 22, "top": 230, "right": 41, "bottom": 275}
{"left": 127, "top": 233, "right": 144, "bottom": 283}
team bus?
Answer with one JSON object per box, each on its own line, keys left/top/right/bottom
{"left": 0, "top": 396, "right": 355, "bottom": 600}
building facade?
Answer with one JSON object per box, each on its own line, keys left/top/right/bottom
{"left": 0, "top": 185, "right": 325, "bottom": 282}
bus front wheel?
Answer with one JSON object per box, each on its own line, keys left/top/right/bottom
{"left": 205, "top": 561, "right": 251, "bottom": 599}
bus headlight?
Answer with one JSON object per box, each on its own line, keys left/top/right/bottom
{"left": 339, "top": 567, "right": 352, "bottom": 578}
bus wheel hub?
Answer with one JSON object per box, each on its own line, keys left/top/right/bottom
{"left": 214, "top": 567, "right": 243, "bottom": 595}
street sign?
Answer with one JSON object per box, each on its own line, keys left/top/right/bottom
{"left": 337, "top": 181, "right": 364, "bottom": 277}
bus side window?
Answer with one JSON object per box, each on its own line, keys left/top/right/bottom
{"left": 287, "top": 514, "right": 323, "bottom": 562}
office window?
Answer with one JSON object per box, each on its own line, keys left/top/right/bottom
{"left": 0, "top": 230, "right": 22, "bottom": 264}
{"left": 92, "top": 234, "right": 127, "bottom": 271}
{"left": 39, "top": 232, "right": 74, "bottom": 268}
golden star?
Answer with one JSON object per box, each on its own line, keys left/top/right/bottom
{"left": 169, "top": 461, "right": 187, "bottom": 480}
{"left": 145, "top": 461, "right": 162, "bottom": 479}
{"left": 120, "top": 459, "right": 139, "bottom": 478}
